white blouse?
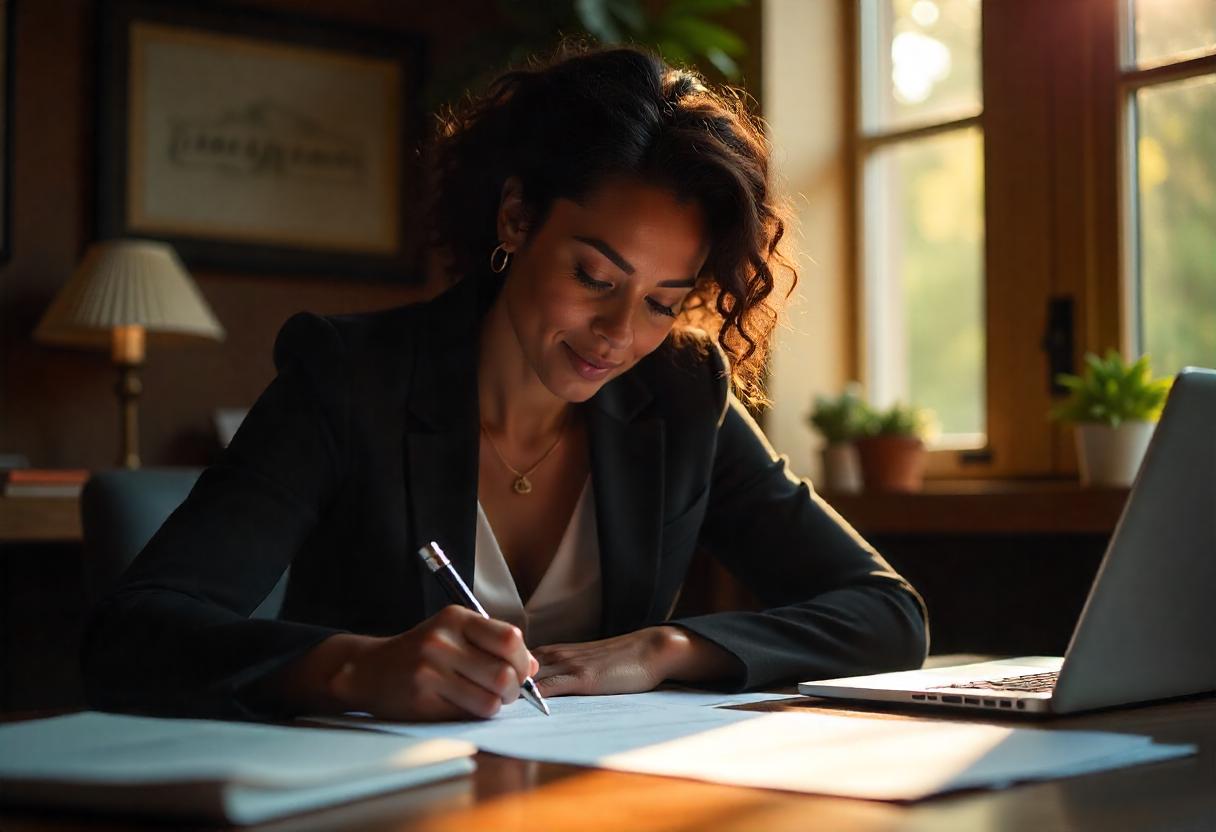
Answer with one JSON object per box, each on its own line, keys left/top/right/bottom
{"left": 473, "top": 478, "right": 603, "bottom": 648}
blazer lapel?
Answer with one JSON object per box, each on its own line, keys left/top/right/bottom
{"left": 404, "top": 281, "right": 481, "bottom": 620}
{"left": 589, "top": 369, "right": 664, "bottom": 637}
{"left": 401, "top": 275, "right": 667, "bottom": 634}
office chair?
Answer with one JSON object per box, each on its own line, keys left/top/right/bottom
{"left": 80, "top": 468, "right": 286, "bottom": 619}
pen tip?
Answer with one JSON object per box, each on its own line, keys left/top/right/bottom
{"left": 521, "top": 680, "right": 550, "bottom": 715}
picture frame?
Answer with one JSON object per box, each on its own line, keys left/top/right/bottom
{"left": 96, "top": 0, "right": 425, "bottom": 280}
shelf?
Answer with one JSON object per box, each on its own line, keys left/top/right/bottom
{"left": 0, "top": 496, "right": 83, "bottom": 543}
{"left": 820, "top": 480, "right": 1129, "bottom": 536}
{"left": 0, "top": 482, "right": 1130, "bottom": 543}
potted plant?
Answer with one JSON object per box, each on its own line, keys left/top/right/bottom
{"left": 806, "top": 383, "right": 869, "bottom": 493}
{"left": 1051, "top": 351, "right": 1172, "bottom": 487}
{"left": 854, "top": 402, "right": 935, "bottom": 492}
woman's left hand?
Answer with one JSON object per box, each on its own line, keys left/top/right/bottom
{"left": 532, "top": 626, "right": 741, "bottom": 697}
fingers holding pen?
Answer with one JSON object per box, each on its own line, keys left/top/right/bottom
{"left": 328, "top": 605, "right": 536, "bottom": 721}
{"left": 419, "top": 618, "right": 524, "bottom": 705}
{"left": 413, "top": 544, "right": 542, "bottom": 713}
{"left": 462, "top": 613, "right": 538, "bottom": 685}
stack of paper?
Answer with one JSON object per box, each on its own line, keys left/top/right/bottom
{"left": 315, "top": 690, "right": 1196, "bottom": 801}
{"left": 0, "top": 713, "right": 475, "bottom": 824}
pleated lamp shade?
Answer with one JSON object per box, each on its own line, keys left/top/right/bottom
{"left": 34, "top": 239, "right": 225, "bottom": 350}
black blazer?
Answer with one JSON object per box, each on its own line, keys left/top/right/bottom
{"left": 82, "top": 276, "right": 928, "bottom": 719}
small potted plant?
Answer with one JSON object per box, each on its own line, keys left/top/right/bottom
{"left": 854, "top": 402, "right": 936, "bottom": 492}
{"left": 1051, "top": 350, "right": 1172, "bottom": 487}
{"left": 806, "top": 383, "right": 869, "bottom": 493}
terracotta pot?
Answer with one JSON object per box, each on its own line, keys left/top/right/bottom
{"left": 819, "top": 443, "right": 862, "bottom": 494}
{"left": 1075, "top": 421, "right": 1155, "bottom": 487}
{"left": 855, "top": 435, "right": 926, "bottom": 492}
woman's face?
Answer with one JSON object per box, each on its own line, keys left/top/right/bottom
{"left": 499, "top": 179, "right": 709, "bottom": 403}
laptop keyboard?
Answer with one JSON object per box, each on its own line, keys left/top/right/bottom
{"left": 942, "top": 671, "right": 1059, "bottom": 693}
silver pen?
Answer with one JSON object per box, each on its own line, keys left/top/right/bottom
{"left": 417, "top": 541, "right": 551, "bottom": 716}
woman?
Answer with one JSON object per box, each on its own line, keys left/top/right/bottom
{"left": 82, "top": 46, "right": 927, "bottom": 721}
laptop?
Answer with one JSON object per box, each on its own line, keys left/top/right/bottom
{"left": 798, "top": 366, "right": 1216, "bottom": 715}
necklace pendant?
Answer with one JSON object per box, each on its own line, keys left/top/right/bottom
{"left": 512, "top": 475, "right": 533, "bottom": 495}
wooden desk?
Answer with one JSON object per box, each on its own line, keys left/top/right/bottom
{"left": 2, "top": 694, "right": 1212, "bottom": 831}
{"left": 0, "top": 497, "right": 85, "bottom": 711}
{"left": 0, "top": 496, "right": 82, "bottom": 543}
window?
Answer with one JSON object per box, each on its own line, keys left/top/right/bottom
{"left": 1123, "top": 0, "right": 1216, "bottom": 376}
{"left": 857, "top": 0, "right": 985, "bottom": 449}
{"left": 847, "top": 0, "right": 1215, "bottom": 478}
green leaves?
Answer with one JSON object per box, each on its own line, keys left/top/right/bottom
{"left": 666, "top": 0, "right": 749, "bottom": 15}
{"left": 427, "top": 0, "right": 752, "bottom": 109}
{"left": 571, "top": 0, "right": 750, "bottom": 79}
{"left": 864, "top": 402, "right": 936, "bottom": 439}
{"left": 807, "top": 383, "right": 869, "bottom": 444}
{"left": 1050, "top": 350, "right": 1173, "bottom": 427}
{"left": 653, "top": 14, "right": 746, "bottom": 77}
{"left": 807, "top": 384, "right": 935, "bottom": 442}
{"left": 574, "top": 0, "right": 630, "bottom": 44}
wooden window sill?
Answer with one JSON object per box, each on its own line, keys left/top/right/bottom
{"left": 819, "top": 480, "right": 1129, "bottom": 536}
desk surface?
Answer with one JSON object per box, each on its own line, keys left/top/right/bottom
{"left": 1, "top": 694, "right": 1212, "bottom": 832}
{"left": 0, "top": 496, "right": 82, "bottom": 543}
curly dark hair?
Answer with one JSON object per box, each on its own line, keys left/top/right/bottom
{"left": 425, "top": 43, "right": 795, "bottom": 408}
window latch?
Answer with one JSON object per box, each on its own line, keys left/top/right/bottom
{"left": 1042, "top": 296, "right": 1075, "bottom": 395}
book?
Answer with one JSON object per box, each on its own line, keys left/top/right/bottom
{"left": 0, "top": 454, "right": 30, "bottom": 472}
{"left": 0, "top": 712, "right": 476, "bottom": 825}
{"left": 2, "top": 468, "right": 89, "bottom": 498}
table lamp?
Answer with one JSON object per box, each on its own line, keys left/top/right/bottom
{"left": 33, "top": 239, "right": 226, "bottom": 469}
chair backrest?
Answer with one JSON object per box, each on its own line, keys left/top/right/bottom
{"left": 80, "top": 468, "right": 285, "bottom": 619}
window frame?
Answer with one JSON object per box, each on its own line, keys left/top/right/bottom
{"left": 855, "top": 113, "right": 987, "bottom": 470}
{"left": 845, "top": 0, "right": 1214, "bottom": 480}
{"left": 1117, "top": 13, "right": 1216, "bottom": 359}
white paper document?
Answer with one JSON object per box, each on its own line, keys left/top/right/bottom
{"left": 313, "top": 692, "right": 1195, "bottom": 801}
{"left": 310, "top": 688, "right": 791, "bottom": 739}
{"left": 0, "top": 712, "right": 475, "bottom": 824}
{"left": 310, "top": 693, "right": 761, "bottom": 746}
{"left": 594, "top": 712, "right": 1195, "bottom": 800}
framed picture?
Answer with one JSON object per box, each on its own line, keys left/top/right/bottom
{"left": 97, "top": 0, "right": 425, "bottom": 279}
{"left": 0, "top": 0, "right": 13, "bottom": 264}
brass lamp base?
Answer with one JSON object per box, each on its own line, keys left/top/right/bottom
{"left": 116, "top": 361, "right": 142, "bottom": 470}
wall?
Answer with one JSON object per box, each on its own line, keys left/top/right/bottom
{"left": 762, "top": 0, "right": 851, "bottom": 483}
{"left": 0, "top": 0, "right": 771, "bottom": 471}
{"left": 0, "top": 0, "right": 497, "bottom": 469}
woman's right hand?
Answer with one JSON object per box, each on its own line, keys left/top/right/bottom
{"left": 326, "top": 605, "right": 538, "bottom": 721}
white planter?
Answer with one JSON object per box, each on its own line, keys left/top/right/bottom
{"left": 1075, "top": 421, "right": 1156, "bottom": 487}
{"left": 820, "top": 443, "right": 862, "bottom": 494}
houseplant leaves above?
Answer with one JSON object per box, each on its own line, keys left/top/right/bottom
{"left": 1050, "top": 350, "right": 1172, "bottom": 428}
{"left": 1051, "top": 350, "right": 1173, "bottom": 487}
{"left": 807, "top": 382, "right": 869, "bottom": 446}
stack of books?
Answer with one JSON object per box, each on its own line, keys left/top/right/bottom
{"left": 2, "top": 469, "right": 90, "bottom": 498}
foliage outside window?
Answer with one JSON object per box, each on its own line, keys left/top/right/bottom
{"left": 1126, "top": 0, "right": 1216, "bottom": 378}
{"left": 857, "top": 0, "right": 985, "bottom": 447}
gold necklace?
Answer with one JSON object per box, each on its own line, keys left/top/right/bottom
{"left": 480, "top": 412, "right": 570, "bottom": 495}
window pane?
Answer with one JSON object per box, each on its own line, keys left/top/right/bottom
{"left": 1135, "top": 73, "right": 1216, "bottom": 375}
{"left": 864, "top": 127, "right": 985, "bottom": 441}
{"left": 1133, "top": 0, "right": 1216, "bottom": 67}
{"left": 861, "top": 0, "right": 982, "bottom": 133}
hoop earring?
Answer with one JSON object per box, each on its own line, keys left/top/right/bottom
{"left": 489, "top": 243, "right": 511, "bottom": 274}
